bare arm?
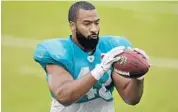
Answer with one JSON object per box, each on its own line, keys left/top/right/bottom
{"left": 46, "top": 64, "right": 97, "bottom": 106}
{"left": 112, "top": 71, "right": 144, "bottom": 105}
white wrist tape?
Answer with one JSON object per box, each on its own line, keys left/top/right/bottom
{"left": 91, "top": 64, "right": 105, "bottom": 80}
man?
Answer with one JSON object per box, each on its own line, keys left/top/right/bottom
{"left": 34, "top": 1, "right": 150, "bottom": 112}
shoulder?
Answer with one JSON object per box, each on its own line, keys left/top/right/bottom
{"left": 98, "top": 35, "right": 132, "bottom": 50}
{"left": 38, "top": 38, "right": 70, "bottom": 51}
{"left": 33, "top": 37, "right": 72, "bottom": 63}
{"left": 36, "top": 38, "right": 71, "bottom": 54}
{"left": 100, "top": 35, "right": 132, "bottom": 46}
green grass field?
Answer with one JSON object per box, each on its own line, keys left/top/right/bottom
{"left": 2, "top": 1, "right": 178, "bottom": 112}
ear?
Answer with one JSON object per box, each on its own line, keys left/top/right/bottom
{"left": 69, "top": 21, "right": 76, "bottom": 32}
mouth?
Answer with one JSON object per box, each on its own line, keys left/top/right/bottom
{"left": 90, "top": 35, "right": 98, "bottom": 39}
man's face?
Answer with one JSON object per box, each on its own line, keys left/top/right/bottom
{"left": 74, "top": 9, "right": 100, "bottom": 50}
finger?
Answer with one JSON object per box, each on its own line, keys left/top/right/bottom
{"left": 114, "top": 68, "right": 130, "bottom": 76}
{"left": 111, "top": 47, "right": 125, "bottom": 57}
{"left": 113, "top": 56, "right": 121, "bottom": 62}
{"left": 110, "top": 46, "right": 125, "bottom": 54}
{"left": 137, "top": 75, "right": 145, "bottom": 80}
{"left": 112, "top": 49, "right": 124, "bottom": 57}
{"left": 127, "top": 47, "right": 133, "bottom": 51}
{"left": 134, "top": 48, "right": 150, "bottom": 60}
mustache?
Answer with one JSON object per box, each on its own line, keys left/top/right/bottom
{"left": 88, "top": 33, "right": 99, "bottom": 39}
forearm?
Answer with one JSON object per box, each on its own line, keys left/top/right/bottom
{"left": 123, "top": 79, "right": 144, "bottom": 105}
{"left": 54, "top": 73, "right": 96, "bottom": 106}
{"left": 112, "top": 72, "right": 144, "bottom": 105}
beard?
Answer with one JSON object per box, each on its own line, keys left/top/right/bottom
{"left": 76, "top": 29, "right": 99, "bottom": 51}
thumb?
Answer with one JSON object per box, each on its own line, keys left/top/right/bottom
{"left": 110, "top": 57, "right": 121, "bottom": 63}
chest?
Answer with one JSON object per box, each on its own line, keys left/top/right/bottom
{"left": 72, "top": 49, "right": 112, "bottom": 87}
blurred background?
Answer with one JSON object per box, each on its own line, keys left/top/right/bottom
{"left": 2, "top": 1, "right": 178, "bottom": 112}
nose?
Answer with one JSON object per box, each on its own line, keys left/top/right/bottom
{"left": 90, "top": 24, "right": 98, "bottom": 33}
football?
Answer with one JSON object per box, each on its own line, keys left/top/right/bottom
{"left": 113, "top": 49, "right": 149, "bottom": 78}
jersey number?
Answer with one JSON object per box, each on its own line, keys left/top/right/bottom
{"left": 78, "top": 67, "right": 112, "bottom": 100}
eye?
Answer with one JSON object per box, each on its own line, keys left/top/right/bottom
{"left": 95, "top": 21, "right": 99, "bottom": 25}
{"left": 84, "top": 23, "right": 90, "bottom": 26}
{"left": 83, "top": 22, "right": 91, "bottom": 26}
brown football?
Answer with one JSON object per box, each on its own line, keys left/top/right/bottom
{"left": 113, "top": 50, "right": 149, "bottom": 78}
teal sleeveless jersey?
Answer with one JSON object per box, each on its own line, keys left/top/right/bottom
{"left": 33, "top": 35, "right": 132, "bottom": 103}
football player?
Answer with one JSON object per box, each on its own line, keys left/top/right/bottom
{"left": 33, "top": 1, "right": 150, "bottom": 112}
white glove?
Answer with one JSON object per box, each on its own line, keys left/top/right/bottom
{"left": 91, "top": 46, "right": 125, "bottom": 80}
{"left": 132, "top": 48, "right": 151, "bottom": 66}
{"left": 131, "top": 48, "right": 150, "bottom": 80}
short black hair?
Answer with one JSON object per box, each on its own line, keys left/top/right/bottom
{"left": 68, "top": 1, "right": 95, "bottom": 23}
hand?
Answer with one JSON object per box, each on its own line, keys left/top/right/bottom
{"left": 132, "top": 48, "right": 151, "bottom": 67}
{"left": 91, "top": 46, "right": 125, "bottom": 80}
{"left": 129, "top": 48, "right": 150, "bottom": 80}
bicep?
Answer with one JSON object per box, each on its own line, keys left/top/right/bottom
{"left": 46, "top": 64, "right": 73, "bottom": 94}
